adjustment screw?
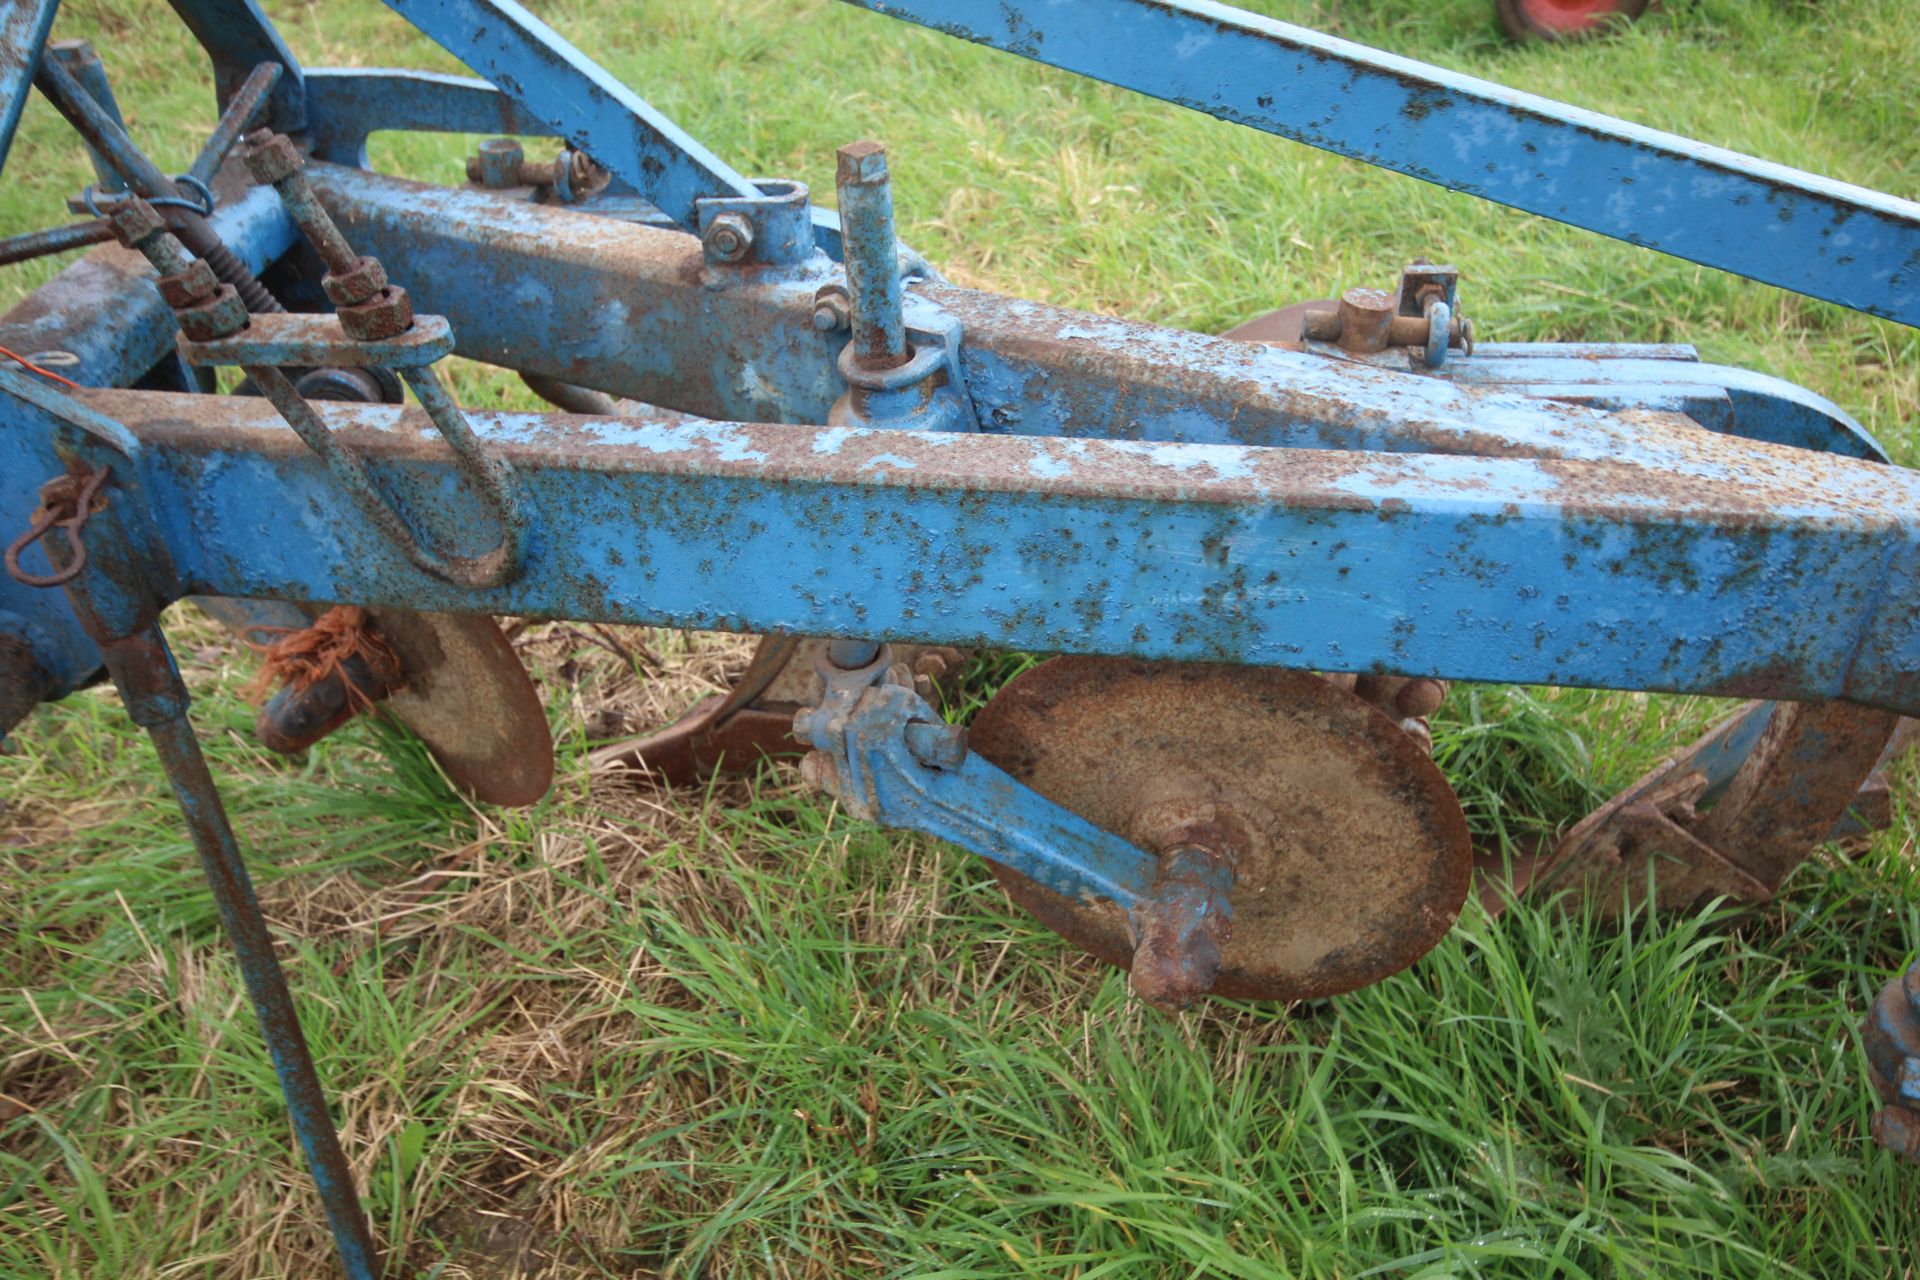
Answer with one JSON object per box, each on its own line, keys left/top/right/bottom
{"left": 704, "top": 212, "right": 755, "bottom": 264}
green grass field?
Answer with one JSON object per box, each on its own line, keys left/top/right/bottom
{"left": 5, "top": 0, "right": 1920, "bottom": 1275}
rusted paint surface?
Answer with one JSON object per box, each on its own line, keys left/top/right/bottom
{"left": 1518, "top": 701, "right": 1904, "bottom": 916}
{"left": 41, "top": 386, "right": 1920, "bottom": 715}
{"left": 1691, "top": 700, "right": 1903, "bottom": 887}
{"left": 971, "top": 657, "right": 1472, "bottom": 1001}
{"left": 44, "top": 481, "right": 380, "bottom": 1280}
{"left": 309, "top": 164, "right": 1877, "bottom": 467}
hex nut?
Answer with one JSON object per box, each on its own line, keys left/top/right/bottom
{"left": 175, "top": 285, "right": 249, "bottom": 341}
{"left": 338, "top": 285, "right": 414, "bottom": 341}
{"left": 704, "top": 212, "right": 755, "bottom": 264}
{"left": 107, "top": 200, "right": 166, "bottom": 248}
{"left": 321, "top": 255, "right": 389, "bottom": 308}
{"left": 811, "top": 284, "right": 851, "bottom": 332}
{"left": 243, "top": 130, "right": 302, "bottom": 185}
{"left": 473, "top": 138, "right": 525, "bottom": 189}
{"left": 156, "top": 259, "right": 220, "bottom": 307}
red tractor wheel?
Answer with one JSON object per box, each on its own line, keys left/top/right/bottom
{"left": 1495, "top": 0, "right": 1650, "bottom": 41}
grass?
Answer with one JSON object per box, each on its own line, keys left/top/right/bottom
{"left": 3, "top": 0, "right": 1920, "bottom": 1275}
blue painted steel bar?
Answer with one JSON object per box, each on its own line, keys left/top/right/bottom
{"left": 0, "top": 0, "right": 57, "bottom": 174}
{"left": 31, "top": 387, "right": 1920, "bottom": 715}
{"left": 186, "top": 59, "right": 281, "bottom": 188}
{"left": 0, "top": 218, "right": 115, "bottom": 266}
{"left": 35, "top": 455, "right": 379, "bottom": 1279}
{"left": 165, "top": 0, "right": 304, "bottom": 132}
{"left": 133, "top": 708, "right": 381, "bottom": 1280}
{"left": 306, "top": 165, "right": 1871, "bottom": 463}
{"left": 379, "top": 0, "right": 760, "bottom": 228}
{"left": 845, "top": 0, "right": 1920, "bottom": 326}
{"left": 1436, "top": 354, "right": 1886, "bottom": 460}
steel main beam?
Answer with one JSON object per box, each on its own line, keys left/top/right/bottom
{"left": 843, "top": 0, "right": 1920, "bottom": 326}
{"left": 32, "top": 387, "right": 1920, "bottom": 714}
{"left": 308, "top": 164, "right": 1870, "bottom": 466}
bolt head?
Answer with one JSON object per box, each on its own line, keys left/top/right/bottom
{"left": 176, "top": 285, "right": 249, "bottom": 342}
{"left": 243, "top": 131, "right": 302, "bottom": 185}
{"left": 474, "top": 138, "right": 524, "bottom": 189}
{"left": 106, "top": 199, "right": 166, "bottom": 248}
{"left": 836, "top": 140, "right": 889, "bottom": 186}
{"left": 812, "top": 295, "right": 851, "bottom": 332}
{"left": 156, "top": 259, "right": 220, "bottom": 308}
{"left": 704, "top": 212, "right": 755, "bottom": 264}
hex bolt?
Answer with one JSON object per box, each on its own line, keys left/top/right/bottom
{"left": 466, "top": 139, "right": 601, "bottom": 197}
{"left": 834, "top": 140, "right": 909, "bottom": 370}
{"left": 704, "top": 211, "right": 755, "bottom": 264}
{"left": 244, "top": 129, "right": 357, "bottom": 274}
{"left": 467, "top": 137, "right": 525, "bottom": 188}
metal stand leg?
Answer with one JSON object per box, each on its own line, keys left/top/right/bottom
{"left": 84, "top": 623, "right": 383, "bottom": 1280}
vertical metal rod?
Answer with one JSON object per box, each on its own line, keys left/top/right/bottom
{"left": 85, "top": 624, "right": 383, "bottom": 1280}
{"left": 834, "top": 140, "right": 907, "bottom": 370}
{"left": 46, "top": 40, "right": 127, "bottom": 193}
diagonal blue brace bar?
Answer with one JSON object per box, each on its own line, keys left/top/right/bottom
{"left": 380, "top": 0, "right": 759, "bottom": 228}
{"left": 0, "top": 0, "right": 58, "bottom": 174}
{"left": 843, "top": 0, "right": 1920, "bottom": 327}
{"left": 165, "top": 0, "right": 304, "bottom": 131}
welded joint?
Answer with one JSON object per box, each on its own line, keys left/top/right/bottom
{"left": 829, "top": 314, "right": 977, "bottom": 433}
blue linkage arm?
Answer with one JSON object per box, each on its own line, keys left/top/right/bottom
{"left": 843, "top": 0, "right": 1920, "bottom": 327}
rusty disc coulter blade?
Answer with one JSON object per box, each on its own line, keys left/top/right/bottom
{"left": 370, "top": 610, "right": 553, "bottom": 807}
{"left": 971, "top": 657, "right": 1474, "bottom": 1001}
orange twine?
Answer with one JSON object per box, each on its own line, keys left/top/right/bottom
{"left": 244, "top": 605, "right": 406, "bottom": 710}
{"left": 0, "top": 346, "right": 82, "bottom": 389}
